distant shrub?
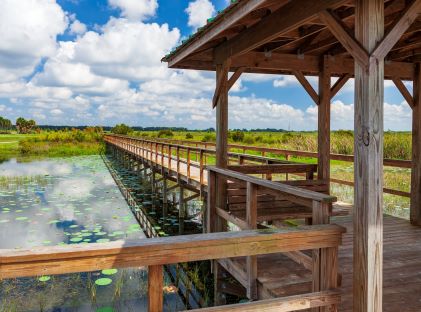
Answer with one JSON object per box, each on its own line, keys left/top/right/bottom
{"left": 158, "top": 129, "right": 174, "bottom": 138}
{"left": 201, "top": 133, "right": 216, "bottom": 142}
{"left": 243, "top": 135, "right": 255, "bottom": 144}
{"left": 231, "top": 130, "right": 245, "bottom": 142}
{"left": 185, "top": 133, "right": 194, "bottom": 139}
{"left": 111, "top": 124, "right": 132, "bottom": 135}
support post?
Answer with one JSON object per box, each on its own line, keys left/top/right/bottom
{"left": 353, "top": 1, "right": 384, "bottom": 311}
{"left": 148, "top": 265, "right": 163, "bottom": 312}
{"left": 411, "top": 63, "right": 421, "bottom": 225}
{"left": 318, "top": 56, "right": 331, "bottom": 183}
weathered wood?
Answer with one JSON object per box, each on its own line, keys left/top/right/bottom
{"left": 318, "top": 56, "right": 331, "bottom": 182}
{"left": 246, "top": 182, "right": 258, "bottom": 299}
{"left": 330, "top": 74, "right": 351, "bottom": 98}
{"left": 392, "top": 77, "right": 414, "bottom": 108}
{"left": 213, "top": 60, "right": 231, "bottom": 108}
{"left": 371, "top": 0, "right": 421, "bottom": 61}
{"left": 227, "top": 164, "right": 317, "bottom": 174}
{"left": 227, "top": 67, "right": 245, "bottom": 91}
{"left": 411, "top": 63, "right": 421, "bottom": 225}
{"left": 190, "top": 290, "right": 341, "bottom": 312}
{"left": 318, "top": 10, "right": 369, "bottom": 68}
{"left": 148, "top": 265, "right": 163, "bottom": 312}
{"left": 0, "top": 225, "right": 344, "bottom": 279}
{"left": 214, "top": 0, "right": 348, "bottom": 62}
{"left": 353, "top": 1, "right": 384, "bottom": 311}
{"left": 293, "top": 71, "right": 319, "bottom": 104}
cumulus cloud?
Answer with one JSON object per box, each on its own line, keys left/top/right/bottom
{"left": 69, "top": 20, "right": 87, "bottom": 35}
{"left": 109, "top": 0, "right": 158, "bottom": 21}
{"left": 0, "top": 0, "right": 68, "bottom": 83}
{"left": 185, "top": 0, "right": 215, "bottom": 29}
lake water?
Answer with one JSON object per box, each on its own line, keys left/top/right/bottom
{"left": 0, "top": 155, "right": 188, "bottom": 311}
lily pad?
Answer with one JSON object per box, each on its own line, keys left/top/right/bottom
{"left": 70, "top": 237, "right": 83, "bottom": 243}
{"left": 39, "top": 276, "right": 51, "bottom": 282}
{"left": 101, "top": 269, "right": 118, "bottom": 275}
{"left": 95, "top": 278, "right": 112, "bottom": 286}
{"left": 97, "top": 238, "right": 110, "bottom": 243}
{"left": 15, "top": 217, "right": 28, "bottom": 221}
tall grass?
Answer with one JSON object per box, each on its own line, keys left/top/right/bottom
{"left": 134, "top": 130, "right": 412, "bottom": 160}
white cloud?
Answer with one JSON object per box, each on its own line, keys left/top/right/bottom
{"left": 0, "top": 0, "right": 68, "bottom": 83}
{"left": 69, "top": 20, "right": 87, "bottom": 35}
{"left": 109, "top": 0, "right": 158, "bottom": 21}
{"left": 185, "top": 0, "right": 215, "bottom": 29}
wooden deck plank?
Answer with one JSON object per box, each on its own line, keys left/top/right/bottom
{"left": 230, "top": 214, "right": 421, "bottom": 312}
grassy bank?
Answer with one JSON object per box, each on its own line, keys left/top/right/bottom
{"left": 0, "top": 129, "right": 104, "bottom": 159}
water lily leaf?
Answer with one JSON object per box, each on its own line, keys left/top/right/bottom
{"left": 101, "top": 269, "right": 118, "bottom": 275}
{"left": 95, "top": 278, "right": 112, "bottom": 286}
{"left": 39, "top": 276, "right": 51, "bottom": 282}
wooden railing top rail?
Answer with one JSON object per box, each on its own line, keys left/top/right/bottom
{"left": 139, "top": 136, "right": 411, "bottom": 168}
{"left": 0, "top": 224, "right": 344, "bottom": 279}
{"left": 208, "top": 166, "right": 337, "bottom": 203}
{"left": 104, "top": 134, "right": 305, "bottom": 166}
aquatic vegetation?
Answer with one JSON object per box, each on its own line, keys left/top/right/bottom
{"left": 95, "top": 278, "right": 113, "bottom": 286}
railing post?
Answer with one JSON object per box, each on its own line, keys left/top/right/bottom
{"left": 311, "top": 200, "right": 335, "bottom": 312}
{"left": 246, "top": 181, "right": 258, "bottom": 300}
{"left": 200, "top": 150, "right": 204, "bottom": 185}
{"left": 148, "top": 265, "right": 163, "bottom": 312}
{"left": 176, "top": 146, "right": 180, "bottom": 181}
{"left": 187, "top": 148, "right": 191, "bottom": 179}
{"left": 168, "top": 145, "right": 172, "bottom": 170}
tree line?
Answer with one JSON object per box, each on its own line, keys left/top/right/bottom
{"left": 0, "top": 116, "right": 38, "bottom": 134}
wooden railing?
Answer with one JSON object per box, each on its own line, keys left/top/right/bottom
{"left": 206, "top": 166, "right": 338, "bottom": 302}
{"left": 104, "top": 135, "right": 318, "bottom": 188}
{"left": 0, "top": 225, "right": 345, "bottom": 312}
{"left": 141, "top": 136, "right": 412, "bottom": 198}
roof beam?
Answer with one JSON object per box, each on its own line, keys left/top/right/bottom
{"left": 168, "top": 0, "right": 265, "bottom": 68}
{"left": 176, "top": 52, "right": 415, "bottom": 80}
{"left": 213, "top": 0, "right": 348, "bottom": 63}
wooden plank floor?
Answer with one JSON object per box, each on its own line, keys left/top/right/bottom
{"left": 229, "top": 214, "right": 421, "bottom": 311}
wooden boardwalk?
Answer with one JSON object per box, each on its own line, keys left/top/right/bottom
{"left": 104, "top": 135, "right": 421, "bottom": 311}
{"left": 230, "top": 214, "right": 421, "bottom": 312}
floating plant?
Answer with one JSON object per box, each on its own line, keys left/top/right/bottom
{"left": 101, "top": 269, "right": 118, "bottom": 275}
{"left": 95, "top": 278, "right": 113, "bottom": 286}
{"left": 38, "top": 276, "right": 51, "bottom": 282}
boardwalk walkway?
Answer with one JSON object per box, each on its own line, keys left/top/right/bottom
{"left": 105, "top": 134, "right": 421, "bottom": 312}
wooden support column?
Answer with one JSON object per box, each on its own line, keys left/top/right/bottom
{"left": 215, "top": 59, "right": 230, "bottom": 230}
{"left": 411, "top": 63, "right": 421, "bottom": 225}
{"left": 148, "top": 265, "right": 163, "bottom": 312}
{"left": 318, "top": 56, "right": 331, "bottom": 182}
{"left": 354, "top": 1, "right": 384, "bottom": 311}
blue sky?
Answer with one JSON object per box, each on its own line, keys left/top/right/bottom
{"left": 0, "top": 0, "right": 413, "bottom": 130}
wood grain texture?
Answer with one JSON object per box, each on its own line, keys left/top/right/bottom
{"left": 190, "top": 290, "right": 341, "bottom": 312}
{"left": 318, "top": 56, "right": 331, "bottom": 183}
{"left": 411, "top": 63, "right": 421, "bottom": 225}
{"left": 148, "top": 265, "right": 163, "bottom": 312}
{"left": 354, "top": 1, "right": 384, "bottom": 311}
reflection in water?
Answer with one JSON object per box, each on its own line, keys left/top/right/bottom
{"left": 0, "top": 156, "right": 186, "bottom": 311}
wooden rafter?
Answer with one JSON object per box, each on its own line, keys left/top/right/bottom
{"left": 293, "top": 71, "right": 319, "bottom": 104}
{"left": 392, "top": 77, "right": 414, "bottom": 108}
{"left": 214, "top": 0, "right": 348, "bottom": 62}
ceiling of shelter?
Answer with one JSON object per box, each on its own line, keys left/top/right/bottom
{"left": 163, "top": 0, "right": 421, "bottom": 78}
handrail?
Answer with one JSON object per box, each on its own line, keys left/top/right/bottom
{"left": 208, "top": 166, "right": 336, "bottom": 203}
{"left": 0, "top": 225, "right": 344, "bottom": 312}
{"left": 107, "top": 134, "right": 412, "bottom": 198}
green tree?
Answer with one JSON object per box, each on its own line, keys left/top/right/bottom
{"left": 16, "top": 117, "right": 37, "bottom": 134}
{"left": 111, "top": 124, "right": 133, "bottom": 135}
{"left": 0, "top": 116, "right": 12, "bottom": 132}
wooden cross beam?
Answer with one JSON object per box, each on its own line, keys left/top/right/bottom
{"left": 293, "top": 71, "right": 319, "bottom": 105}
{"left": 392, "top": 77, "right": 414, "bottom": 108}
{"left": 227, "top": 67, "right": 246, "bottom": 91}
{"left": 330, "top": 74, "right": 351, "bottom": 98}
{"left": 320, "top": 0, "right": 421, "bottom": 70}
